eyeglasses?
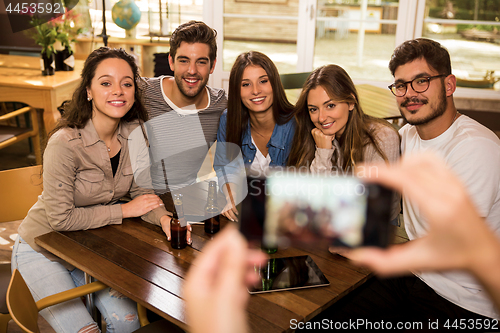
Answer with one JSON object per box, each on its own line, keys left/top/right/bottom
{"left": 388, "top": 74, "right": 447, "bottom": 97}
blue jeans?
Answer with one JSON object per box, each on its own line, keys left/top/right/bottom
{"left": 11, "top": 236, "right": 140, "bottom": 333}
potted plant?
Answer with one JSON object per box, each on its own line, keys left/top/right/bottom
{"left": 27, "top": 16, "right": 58, "bottom": 75}
{"left": 53, "top": 9, "right": 82, "bottom": 71}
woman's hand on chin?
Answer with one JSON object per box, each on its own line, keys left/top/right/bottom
{"left": 311, "top": 128, "right": 335, "bottom": 149}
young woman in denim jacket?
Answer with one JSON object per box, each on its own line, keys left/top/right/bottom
{"left": 216, "top": 51, "right": 295, "bottom": 221}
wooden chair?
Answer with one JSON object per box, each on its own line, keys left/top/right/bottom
{"left": 7, "top": 269, "right": 107, "bottom": 333}
{"left": 0, "top": 166, "right": 173, "bottom": 332}
{"left": 135, "top": 304, "right": 184, "bottom": 333}
{"left": 0, "top": 265, "right": 11, "bottom": 333}
{"left": 279, "top": 72, "right": 311, "bottom": 90}
{"left": 0, "top": 165, "right": 43, "bottom": 223}
{"left": 279, "top": 72, "right": 311, "bottom": 104}
{"left": 0, "top": 165, "right": 43, "bottom": 333}
{"left": 0, "top": 105, "right": 41, "bottom": 165}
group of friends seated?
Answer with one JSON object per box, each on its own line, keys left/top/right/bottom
{"left": 12, "top": 19, "right": 500, "bottom": 333}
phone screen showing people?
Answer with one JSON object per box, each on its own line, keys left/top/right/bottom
{"left": 240, "top": 172, "right": 393, "bottom": 248}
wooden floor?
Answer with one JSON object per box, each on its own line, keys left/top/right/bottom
{"left": 0, "top": 221, "right": 20, "bottom": 264}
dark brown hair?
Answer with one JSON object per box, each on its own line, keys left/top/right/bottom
{"left": 389, "top": 38, "right": 452, "bottom": 76}
{"left": 169, "top": 21, "right": 217, "bottom": 68}
{"left": 226, "top": 51, "right": 294, "bottom": 148}
{"left": 47, "top": 47, "right": 148, "bottom": 141}
{"left": 288, "top": 64, "right": 395, "bottom": 169}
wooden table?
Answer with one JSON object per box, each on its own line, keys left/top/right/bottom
{"left": 0, "top": 55, "right": 84, "bottom": 134}
{"left": 35, "top": 207, "right": 372, "bottom": 332}
{"left": 356, "top": 84, "right": 401, "bottom": 120}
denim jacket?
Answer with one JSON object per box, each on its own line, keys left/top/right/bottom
{"left": 215, "top": 110, "right": 295, "bottom": 189}
{"left": 217, "top": 110, "right": 295, "bottom": 165}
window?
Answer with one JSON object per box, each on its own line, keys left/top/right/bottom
{"left": 87, "top": 0, "right": 203, "bottom": 39}
{"left": 313, "top": 0, "right": 399, "bottom": 83}
{"left": 83, "top": 0, "right": 500, "bottom": 94}
{"left": 422, "top": 0, "right": 500, "bottom": 90}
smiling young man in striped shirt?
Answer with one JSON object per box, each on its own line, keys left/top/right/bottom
{"left": 129, "top": 21, "right": 227, "bottom": 243}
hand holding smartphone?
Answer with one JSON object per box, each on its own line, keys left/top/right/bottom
{"left": 240, "top": 171, "right": 394, "bottom": 249}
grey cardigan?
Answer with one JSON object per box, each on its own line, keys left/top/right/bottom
{"left": 310, "top": 121, "right": 401, "bottom": 220}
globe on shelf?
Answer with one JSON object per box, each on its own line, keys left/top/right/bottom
{"left": 112, "top": 0, "right": 141, "bottom": 31}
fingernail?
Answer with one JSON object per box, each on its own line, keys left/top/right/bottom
{"left": 160, "top": 203, "right": 164, "bottom": 206}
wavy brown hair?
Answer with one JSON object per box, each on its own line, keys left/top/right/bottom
{"left": 46, "top": 47, "right": 148, "bottom": 144}
{"left": 287, "top": 64, "right": 396, "bottom": 169}
{"left": 226, "top": 51, "right": 294, "bottom": 148}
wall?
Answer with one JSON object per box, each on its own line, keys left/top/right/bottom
{"left": 0, "top": 5, "right": 41, "bottom": 54}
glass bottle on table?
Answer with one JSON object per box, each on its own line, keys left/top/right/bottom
{"left": 204, "top": 181, "right": 220, "bottom": 234}
{"left": 261, "top": 258, "right": 277, "bottom": 291}
{"left": 262, "top": 234, "right": 278, "bottom": 254}
{"left": 171, "top": 193, "right": 187, "bottom": 249}
{"left": 261, "top": 245, "right": 278, "bottom": 254}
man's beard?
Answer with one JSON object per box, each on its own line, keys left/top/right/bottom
{"left": 175, "top": 74, "right": 208, "bottom": 99}
{"left": 399, "top": 85, "right": 447, "bottom": 126}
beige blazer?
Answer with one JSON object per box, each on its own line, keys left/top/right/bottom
{"left": 18, "top": 119, "right": 168, "bottom": 266}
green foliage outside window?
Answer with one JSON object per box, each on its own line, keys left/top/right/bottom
{"left": 427, "top": 0, "right": 499, "bottom": 20}
{"left": 427, "top": 0, "right": 499, "bottom": 32}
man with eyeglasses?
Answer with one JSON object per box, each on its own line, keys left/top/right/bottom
{"left": 312, "top": 38, "right": 500, "bottom": 330}
{"left": 389, "top": 37, "right": 500, "bottom": 323}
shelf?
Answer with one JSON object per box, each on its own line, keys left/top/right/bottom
{"left": 75, "top": 36, "right": 171, "bottom": 77}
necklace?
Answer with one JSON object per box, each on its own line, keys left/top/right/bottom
{"left": 105, "top": 134, "right": 117, "bottom": 153}
{"left": 251, "top": 125, "right": 271, "bottom": 139}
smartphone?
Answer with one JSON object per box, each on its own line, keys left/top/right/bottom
{"left": 239, "top": 172, "right": 394, "bottom": 248}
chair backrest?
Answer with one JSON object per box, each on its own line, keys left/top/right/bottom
{"left": 6, "top": 269, "right": 39, "bottom": 333}
{"left": 0, "top": 165, "right": 42, "bottom": 223}
{"left": 279, "top": 72, "right": 311, "bottom": 90}
{"left": 0, "top": 106, "right": 41, "bottom": 165}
